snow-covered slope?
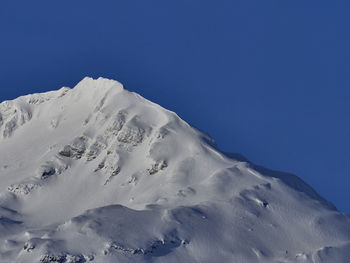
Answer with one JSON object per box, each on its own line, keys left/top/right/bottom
{"left": 0, "top": 77, "right": 349, "bottom": 263}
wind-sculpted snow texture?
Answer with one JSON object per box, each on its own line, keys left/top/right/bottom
{"left": 0, "top": 77, "right": 349, "bottom": 263}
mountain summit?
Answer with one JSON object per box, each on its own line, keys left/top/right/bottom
{"left": 0, "top": 77, "right": 349, "bottom": 263}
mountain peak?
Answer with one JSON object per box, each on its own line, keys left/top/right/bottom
{"left": 0, "top": 78, "right": 349, "bottom": 263}
{"left": 75, "top": 76, "right": 124, "bottom": 92}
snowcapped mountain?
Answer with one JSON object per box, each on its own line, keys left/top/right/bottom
{"left": 0, "top": 77, "right": 349, "bottom": 263}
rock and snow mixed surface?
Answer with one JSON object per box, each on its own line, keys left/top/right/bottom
{"left": 0, "top": 77, "right": 349, "bottom": 263}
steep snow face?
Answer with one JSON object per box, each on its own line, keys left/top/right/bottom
{"left": 0, "top": 77, "right": 349, "bottom": 263}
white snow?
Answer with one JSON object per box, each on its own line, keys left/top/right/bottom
{"left": 0, "top": 77, "right": 349, "bottom": 263}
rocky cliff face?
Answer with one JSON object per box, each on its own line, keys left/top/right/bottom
{"left": 0, "top": 77, "right": 349, "bottom": 263}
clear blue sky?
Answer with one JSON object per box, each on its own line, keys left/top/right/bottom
{"left": 1, "top": 1, "right": 349, "bottom": 213}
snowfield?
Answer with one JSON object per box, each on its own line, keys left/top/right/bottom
{"left": 0, "top": 77, "right": 349, "bottom": 263}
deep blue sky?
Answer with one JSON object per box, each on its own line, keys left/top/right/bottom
{"left": 1, "top": 1, "right": 349, "bottom": 213}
